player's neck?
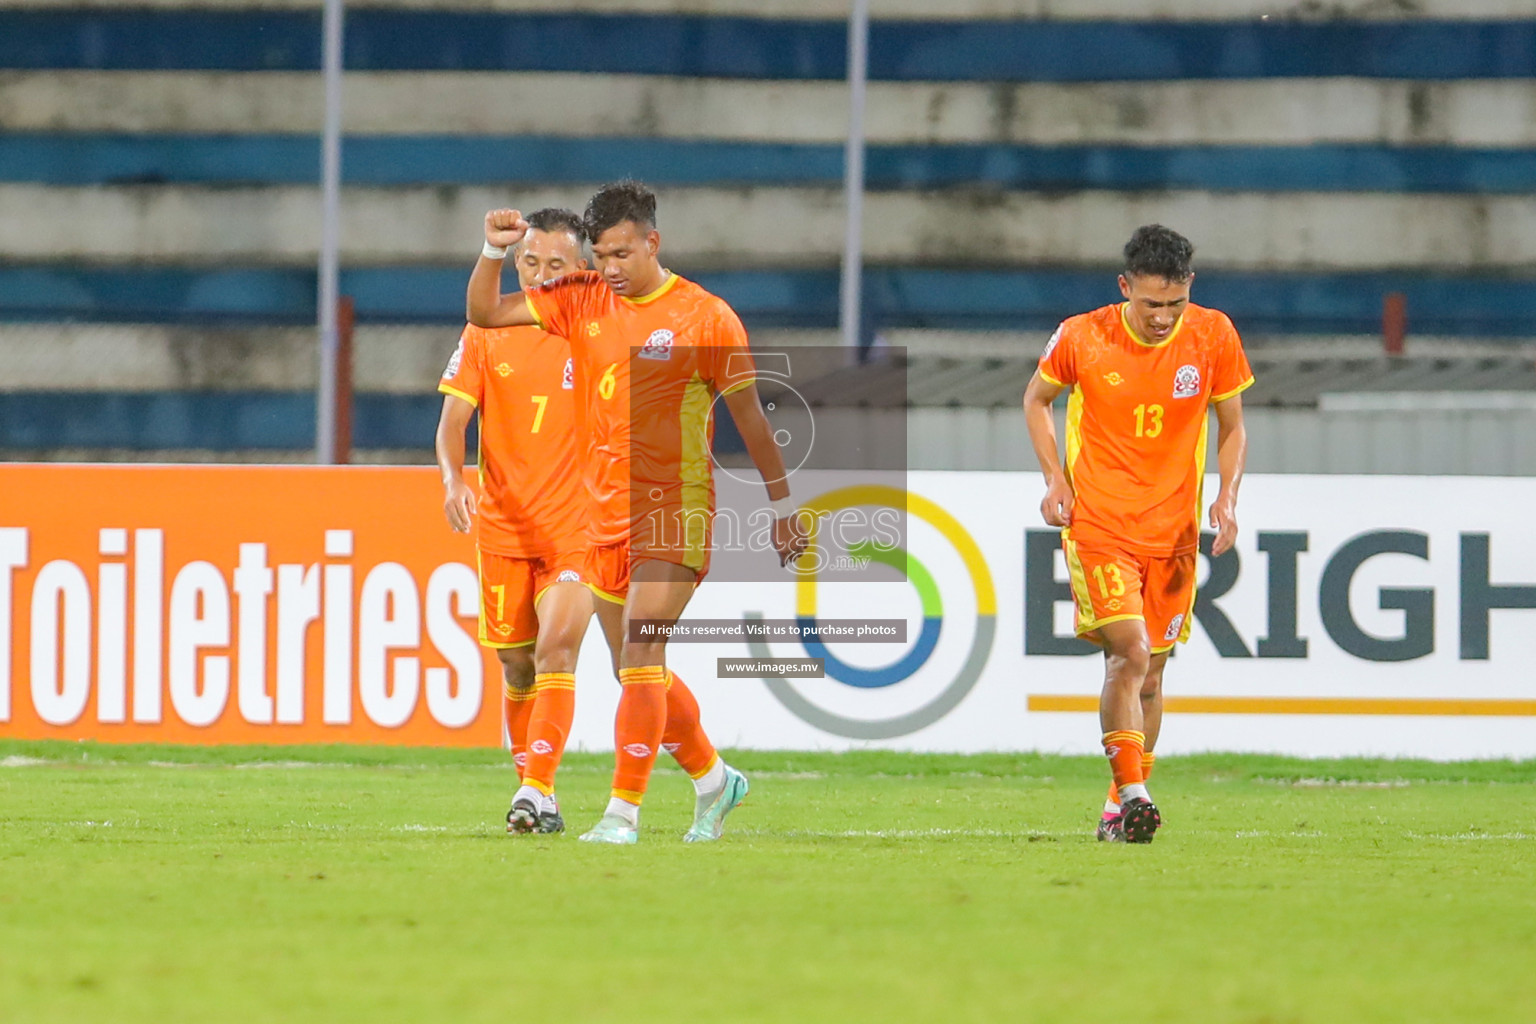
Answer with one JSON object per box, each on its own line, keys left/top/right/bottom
{"left": 1119, "top": 302, "right": 1184, "bottom": 348}
{"left": 625, "top": 267, "right": 675, "bottom": 302}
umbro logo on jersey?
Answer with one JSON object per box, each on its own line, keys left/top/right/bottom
{"left": 1173, "top": 364, "right": 1201, "bottom": 399}
{"left": 442, "top": 337, "right": 465, "bottom": 379}
{"left": 1041, "top": 324, "right": 1062, "bottom": 360}
{"left": 1103, "top": 372, "right": 1124, "bottom": 386}
{"left": 639, "top": 329, "right": 675, "bottom": 360}
{"left": 495, "top": 362, "right": 513, "bottom": 377}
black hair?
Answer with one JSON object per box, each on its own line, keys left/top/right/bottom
{"left": 523, "top": 207, "right": 585, "bottom": 246}
{"left": 1123, "top": 224, "right": 1194, "bottom": 282}
{"left": 583, "top": 180, "right": 657, "bottom": 242}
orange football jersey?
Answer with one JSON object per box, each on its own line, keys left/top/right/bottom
{"left": 438, "top": 323, "right": 586, "bottom": 558}
{"left": 524, "top": 271, "right": 755, "bottom": 547}
{"left": 1038, "top": 302, "right": 1253, "bottom": 556}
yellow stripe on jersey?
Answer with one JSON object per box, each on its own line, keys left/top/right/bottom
{"left": 678, "top": 372, "right": 714, "bottom": 572}
{"left": 1120, "top": 302, "right": 1185, "bottom": 349}
{"left": 1192, "top": 410, "right": 1211, "bottom": 551}
{"left": 622, "top": 272, "right": 680, "bottom": 306}
{"left": 1213, "top": 376, "right": 1255, "bottom": 403}
{"left": 719, "top": 376, "right": 756, "bottom": 397}
{"left": 1064, "top": 385, "right": 1085, "bottom": 483}
{"left": 523, "top": 293, "right": 545, "bottom": 329}
{"left": 438, "top": 382, "right": 478, "bottom": 408}
{"left": 1038, "top": 369, "right": 1067, "bottom": 387}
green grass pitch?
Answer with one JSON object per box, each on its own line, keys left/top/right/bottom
{"left": 2, "top": 740, "right": 1533, "bottom": 1024}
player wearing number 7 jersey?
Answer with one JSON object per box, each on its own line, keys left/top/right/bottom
{"left": 466, "top": 181, "right": 806, "bottom": 845}
{"left": 1022, "top": 225, "right": 1253, "bottom": 844}
{"left": 437, "top": 208, "right": 593, "bottom": 836}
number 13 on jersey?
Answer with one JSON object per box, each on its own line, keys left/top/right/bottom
{"left": 1133, "top": 403, "right": 1164, "bottom": 438}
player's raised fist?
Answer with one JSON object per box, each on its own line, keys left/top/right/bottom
{"left": 485, "top": 208, "right": 529, "bottom": 249}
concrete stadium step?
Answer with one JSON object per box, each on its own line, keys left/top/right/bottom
{"left": 6, "top": 73, "right": 1534, "bottom": 149}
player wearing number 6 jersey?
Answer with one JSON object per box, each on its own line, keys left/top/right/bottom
{"left": 466, "top": 181, "right": 806, "bottom": 844}
{"left": 1022, "top": 225, "right": 1253, "bottom": 844}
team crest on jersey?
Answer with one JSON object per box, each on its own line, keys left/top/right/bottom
{"left": 1172, "top": 364, "right": 1201, "bottom": 399}
{"left": 562, "top": 358, "right": 574, "bottom": 390}
{"left": 442, "top": 336, "right": 465, "bottom": 378}
{"left": 639, "top": 329, "right": 675, "bottom": 360}
{"left": 1164, "top": 614, "right": 1185, "bottom": 641}
{"left": 1041, "top": 324, "right": 1063, "bottom": 361}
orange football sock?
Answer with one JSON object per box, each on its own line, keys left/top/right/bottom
{"left": 504, "top": 681, "right": 536, "bottom": 775}
{"left": 611, "top": 665, "right": 668, "bottom": 803}
{"left": 1102, "top": 729, "right": 1146, "bottom": 795}
{"left": 1108, "top": 751, "right": 1156, "bottom": 805}
{"left": 662, "top": 671, "right": 719, "bottom": 779}
{"left": 521, "top": 673, "right": 576, "bottom": 795}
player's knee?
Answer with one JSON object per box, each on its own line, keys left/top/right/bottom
{"left": 1141, "top": 671, "right": 1165, "bottom": 700}
{"left": 619, "top": 640, "right": 665, "bottom": 671}
{"left": 533, "top": 646, "right": 578, "bottom": 676}
{"left": 1105, "top": 638, "right": 1151, "bottom": 682}
{"left": 497, "top": 648, "right": 535, "bottom": 691}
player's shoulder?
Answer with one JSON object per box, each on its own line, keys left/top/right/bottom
{"left": 1053, "top": 303, "right": 1122, "bottom": 343}
{"left": 671, "top": 275, "right": 746, "bottom": 328}
{"left": 1183, "top": 303, "right": 1239, "bottom": 338}
{"left": 1068, "top": 303, "right": 1123, "bottom": 331}
{"left": 532, "top": 269, "right": 605, "bottom": 300}
{"left": 465, "top": 321, "right": 549, "bottom": 345}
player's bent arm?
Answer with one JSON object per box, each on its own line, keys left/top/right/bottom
{"left": 1212, "top": 393, "right": 1248, "bottom": 498}
{"left": 466, "top": 257, "right": 539, "bottom": 329}
{"left": 435, "top": 394, "right": 478, "bottom": 533}
{"left": 1209, "top": 394, "right": 1249, "bottom": 556}
{"left": 466, "top": 207, "right": 540, "bottom": 328}
{"left": 1022, "top": 371, "right": 1067, "bottom": 478}
{"left": 720, "top": 382, "right": 808, "bottom": 565}
{"left": 721, "top": 381, "right": 790, "bottom": 501}
{"left": 1023, "top": 371, "right": 1075, "bottom": 528}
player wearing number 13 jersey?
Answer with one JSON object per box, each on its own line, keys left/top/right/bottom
{"left": 1023, "top": 225, "right": 1253, "bottom": 844}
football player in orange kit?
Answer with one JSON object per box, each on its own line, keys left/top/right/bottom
{"left": 466, "top": 181, "right": 805, "bottom": 844}
{"left": 1022, "top": 225, "right": 1253, "bottom": 844}
{"left": 437, "top": 208, "right": 592, "bottom": 835}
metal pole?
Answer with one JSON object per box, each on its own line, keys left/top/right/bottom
{"left": 840, "top": 0, "right": 869, "bottom": 350}
{"left": 316, "top": 0, "right": 345, "bottom": 463}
